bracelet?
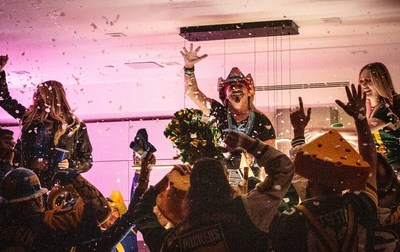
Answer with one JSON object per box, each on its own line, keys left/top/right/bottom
{"left": 184, "top": 66, "right": 194, "bottom": 71}
{"left": 184, "top": 66, "right": 195, "bottom": 76}
{"left": 247, "top": 139, "right": 260, "bottom": 153}
{"left": 291, "top": 136, "right": 305, "bottom": 147}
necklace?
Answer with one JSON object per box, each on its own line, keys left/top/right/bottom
{"left": 232, "top": 110, "right": 248, "bottom": 115}
{"left": 227, "top": 110, "right": 255, "bottom": 135}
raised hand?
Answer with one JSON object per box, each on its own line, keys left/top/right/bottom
{"left": 290, "top": 97, "right": 311, "bottom": 135}
{"left": 220, "top": 130, "right": 253, "bottom": 153}
{"left": 171, "top": 163, "right": 191, "bottom": 175}
{"left": 0, "top": 55, "right": 9, "bottom": 71}
{"left": 153, "top": 164, "right": 191, "bottom": 193}
{"left": 180, "top": 43, "right": 208, "bottom": 68}
{"left": 335, "top": 84, "right": 366, "bottom": 120}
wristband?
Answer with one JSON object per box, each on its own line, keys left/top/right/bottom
{"left": 184, "top": 66, "right": 195, "bottom": 76}
{"left": 291, "top": 136, "right": 305, "bottom": 147}
{"left": 184, "top": 66, "right": 194, "bottom": 71}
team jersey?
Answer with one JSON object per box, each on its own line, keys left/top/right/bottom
{"left": 371, "top": 103, "right": 400, "bottom": 165}
{"left": 270, "top": 184, "right": 377, "bottom": 251}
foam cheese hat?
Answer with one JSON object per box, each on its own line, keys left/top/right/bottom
{"left": 108, "top": 190, "right": 127, "bottom": 215}
{"left": 294, "top": 129, "right": 371, "bottom": 190}
{"left": 156, "top": 170, "right": 190, "bottom": 225}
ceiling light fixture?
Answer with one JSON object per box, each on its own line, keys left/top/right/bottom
{"left": 321, "top": 17, "right": 342, "bottom": 24}
{"left": 350, "top": 50, "right": 367, "bottom": 54}
{"left": 179, "top": 20, "right": 299, "bottom": 41}
{"left": 12, "top": 70, "right": 30, "bottom": 75}
{"left": 124, "top": 61, "right": 164, "bottom": 69}
{"left": 105, "top": 32, "right": 127, "bottom": 37}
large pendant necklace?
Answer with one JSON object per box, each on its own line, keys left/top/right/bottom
{"left": 227, "top": 110, "right": 255, "bottom": 135}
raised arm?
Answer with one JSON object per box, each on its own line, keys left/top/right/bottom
{"left": 131, "top": 153, "right": 156, "bottom": 206}
{"left": 180, "top": 43, "right": 212, "bottom": 115}
{"left": 288, "top": 97, "right": 311, "bottom": 200}
{"left": 289, "top": 97, "right": 311, "bottom": 158}
{"left": 134, "top": 164, "right": 190, "bottom": 252}
{"left": 81, "top": 153, "right": 157, "bottom": 251}
{"left": 336, "top": 84, "right": 377, "bottom": 190}
{"left": 290, "top": 97, "right": 311, "bottom": 140}
{"left": 0, "top": 55, "right": 27, "bottom": 119}
{"left": 222, "top": 130, "right": 295, "bottom": 232}
{"left": 0, "top": 55, "right": 8, "bottom": 71}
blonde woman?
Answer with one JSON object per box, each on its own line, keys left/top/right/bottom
{"left": 359, "top": 62, "right": 400, "bottom": 172}
{"left": 0, "top": 55, "right": 93, "bottom": 189}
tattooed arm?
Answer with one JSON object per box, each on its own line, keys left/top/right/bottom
{"left": 70, "top": 174, "right": 111, "bottom": 224}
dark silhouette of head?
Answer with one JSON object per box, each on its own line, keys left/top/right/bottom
{"left": 186, "top": 157, "right": 234, "bottom": 219}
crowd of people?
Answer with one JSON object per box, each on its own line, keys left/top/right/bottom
{"left": 0, "top": 43, "right": 399, "bottom": 251}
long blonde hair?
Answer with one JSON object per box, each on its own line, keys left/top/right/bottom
{"left": 22, "top": 80, "right": 79, "bottom": 145}
{"left": 359, "top": 62, "right": 396, "bottom": 105}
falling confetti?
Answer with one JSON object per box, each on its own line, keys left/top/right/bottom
{"left": 273, "top": 185, "right": 281, "bottom": 191}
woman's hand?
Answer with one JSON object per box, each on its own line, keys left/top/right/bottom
{"left": 290, "top": 97, "right": 311, "bottom": 136}
{"left": 180, "top": 43, "right": 208, "bottom": 69}
{"left": 57, "top": 159, "right": 70, "bottom": 169}
{"left": 220, "top": 130, "right": 254, "bottom": 152}
{"left": 335, "top": 84, "right": 366, "bottom": 120}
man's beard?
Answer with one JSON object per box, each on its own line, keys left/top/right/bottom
{"left": 229, "top": 98, "right": 248, "bottom": 112}
{"left": 233, "top": 96, "right": 241, "bottom": 103}
{"left": 230, "top": 92, "right": 244, "bottom": 104}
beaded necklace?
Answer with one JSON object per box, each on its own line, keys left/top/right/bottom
{"left": 227, "top": 110, "right": 255, "bottom": 135}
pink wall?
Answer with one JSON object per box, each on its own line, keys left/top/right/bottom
{"left": 2, "top": 119, "right": 182, "bottom": 241}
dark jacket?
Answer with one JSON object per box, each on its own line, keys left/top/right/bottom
{"left": 134, "top": 144, "right": 295, "bottom": 252}
{"left": 0, "top": 210, "right": 104, "bottom": 252}
{"left": 0, "top": 71, "right": 93, "bottom": 188}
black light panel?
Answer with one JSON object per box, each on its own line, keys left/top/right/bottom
{"left": 179, "top": 20, "right": 299, "bottom": 41}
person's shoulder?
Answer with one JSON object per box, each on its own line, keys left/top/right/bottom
{"left": 270, "top": 207, "right": 306, "bottom": 236}
{"left": 210, "top": 100, "right": 227, "bottom": 115}
{"left": 374, "top": 103, "right": 393, "bottom": 117}
{"left": 76, "top": 121, "right": 89, "bottom": 131}
{"left": 253, "top": 111, "right": 270, "bottom": 121}
{"left": 345, "top": 185, "right": 378, "bottom": 207}
{"left": 77, "top": 120, "right": 87, "bottom": 126}
{"left": 211, "top": 99, "right": 223, "bottom": 108}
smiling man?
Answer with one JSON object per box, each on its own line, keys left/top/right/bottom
{"left": 180, "top": 43, "right": 276, "bottom": 173}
